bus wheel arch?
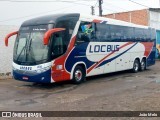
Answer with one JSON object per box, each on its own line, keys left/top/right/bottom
{"left": 132, "top": 58, "right": 140, "bottom": 73}
{"left": 72, "top": 64, "right": 86, "bottom": 84}
{"left": 140, "top": 57, "right": 147, "bottom": 71}
{"left": 70, "top": 62, "right": 86, "bottom": 83}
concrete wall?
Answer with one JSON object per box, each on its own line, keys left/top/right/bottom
{"left": 104, "top": 9, "right": 149, "bottom": 26}
{"left": 149, "top": 11, "right": 160, "bottom": 30}
{"left": 0, "top": 25, "right": 19, "bottom": 74}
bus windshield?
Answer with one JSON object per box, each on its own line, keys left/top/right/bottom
{"left": 14, "top": 25, "right": 50, "bottom": 65}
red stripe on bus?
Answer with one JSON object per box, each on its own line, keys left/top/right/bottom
{"left": 141, "top": 42, "right": 154, "bottom": 57}
{"left": 87, "top": 42, "right": 133, "bottom": 74}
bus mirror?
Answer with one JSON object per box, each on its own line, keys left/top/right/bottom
{"left": 5, "top": 31, "right": 18, "bottom": 47}
{"left": 43, "top": 28, "right": 65, "bottom": 45}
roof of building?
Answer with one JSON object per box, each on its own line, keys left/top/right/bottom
{"left": 149, "top": 8, "right": 160, "bottom": 12}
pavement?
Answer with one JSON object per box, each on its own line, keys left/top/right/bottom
{"left": 1, "top": 61, "right": 160, "bottom": 120}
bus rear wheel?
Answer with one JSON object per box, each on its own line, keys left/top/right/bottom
{"left": 140, "top": 59, "right": 146, "bottom": 71}
{"left": 72, "top": 66, "right": 85, "bottom": 84}
{"left": 132, "top": 59, "right": 140, "bottom": 73}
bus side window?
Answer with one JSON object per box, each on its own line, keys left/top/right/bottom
{"left": 51, "top": 32, "right": 67, "bottom": 59}
{"left": 56, "top": 18, "right": 77, "bottom": 51}
{"left": 75, "top": 22, "right": 94, "bottom": 45}
{"left": 151, "top": 29, "right": 156, "bottom": 42}
{"left": 95, "top": 23, "right": 110, "bottom": 42}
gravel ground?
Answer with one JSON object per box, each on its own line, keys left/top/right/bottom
{"left": 1, "top": 61, "right": 160, "bottom": 120}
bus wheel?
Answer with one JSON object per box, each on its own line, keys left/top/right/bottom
{"left": 72, "top": 66, "right": 85, "bottom": 84}
{"left": 132, "top": 59, "right": 140, "bottom": 73}
{"left": 140, "top": 59, "right": 146, "bottom": 71}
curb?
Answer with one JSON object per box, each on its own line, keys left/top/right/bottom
{"left": 0, "top": 72, "right": 13, "bottom": 80}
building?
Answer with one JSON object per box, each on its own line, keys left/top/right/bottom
{"left": 104, "top": 8, "right": 160, "bottom": 58}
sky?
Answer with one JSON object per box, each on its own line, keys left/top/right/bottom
{"left": 0, "top": 0, "right": 159, "bottom": 26}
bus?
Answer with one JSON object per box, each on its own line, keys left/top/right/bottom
{"left": 5, "top": 13, "right": 156, "bottom": 84}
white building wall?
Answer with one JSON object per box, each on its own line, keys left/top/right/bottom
{"left": 0, "top": 25, "right": 19, "bottom": 73}
{"left": 149, "top": 11, "right": 160, "bottom": 30}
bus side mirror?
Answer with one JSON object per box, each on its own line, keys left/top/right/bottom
{"left": 43, "top": 28, "right": 65, "bottom": 45}
{"left": 5, "top": 31, "right": 18, "bottom": 47}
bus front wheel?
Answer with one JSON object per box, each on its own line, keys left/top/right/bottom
{"left": 72, "top": 66, "right": 85, "bottom": 84}
{"left": 132, "top": 59, "right": 140, "bottom": 73}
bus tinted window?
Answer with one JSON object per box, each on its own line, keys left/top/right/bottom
{"left": 56, "top": 19, "right": 76, "bottom": 47}
{"left": 110, "top": 25, "right": 124, "bottom": 41}
{"left": 123, "top": 27, "right": 135, "bottom": 41}
{"left": 76, "top": 22, "right": 94, "bottom": 45}
{"left": 95, "top": 23, "right": 110, "bottom": 42}
{"left": 135, "top": 28, "right": 144, "bottom": 41}
{"left": 77, "top": 21, "right": 154, "bottom": 43}
{"left": 151, "top": 29, "right": 156, "bottom": 42}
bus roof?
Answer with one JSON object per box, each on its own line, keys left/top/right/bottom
{"left": 21, "top": 13, "right": 149, "bottom": 29}
{"left": 21, "top": 13, "right": 80, "bottom": 26}
{"left": 79, "top": 14, "right": 149, "bottom": 29}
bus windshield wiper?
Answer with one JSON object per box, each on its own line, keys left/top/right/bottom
{"left": 28, "top": 38, "right": 37, "bottom": 63}
{"left": 16, "top": 40, "right": 27, "bottom": 61}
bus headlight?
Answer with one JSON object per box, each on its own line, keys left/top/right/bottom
{"left": 36, "top": 66, "right": 51, "bottom": 73}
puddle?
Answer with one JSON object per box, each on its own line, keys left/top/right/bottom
{"left": 15, "top": 99, "right": 38, "bottom": 106}
{"left": 147, "top": 76, "right": 156, "bottom": 79}
{"left": 156, "top": 80, "right": 160, "bottom": 83}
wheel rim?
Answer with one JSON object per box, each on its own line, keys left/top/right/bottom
{"left": 134, "top": 62, "right": 139, "bottom": 71}
{"left": 75, "top": 69, "right": 82, "bottom": 82}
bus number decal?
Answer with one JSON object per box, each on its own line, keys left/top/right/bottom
{"left": 20, "top": 66, "right": 32, "bottom": 71}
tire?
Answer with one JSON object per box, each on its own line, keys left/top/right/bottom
{"left": 140, "top": 59, "right": 146, "bottom": 71}
{"left": 132, "top": 59, "right": 140, "bottom": 73}
{"left": 72, "top": 66, "right": 85, "bottom": 84}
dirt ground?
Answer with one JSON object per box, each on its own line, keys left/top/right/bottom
{"left": 1, "top": 61, "right": 160, "bottom": 120}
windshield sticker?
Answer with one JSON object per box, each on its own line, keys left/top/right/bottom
{"left": 81, "top": 24, "right": 93, "bottom": 34}
{"left": 33, "top": 28, "right": 46, "bottom": 31}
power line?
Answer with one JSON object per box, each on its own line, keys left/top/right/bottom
{"left": 6, "top": 0, "right": 96, "bottom": 2}
{"left": 102, "top": 6, "right": 119, "bottom": 13}
{"left": 0, "top": 0, "right": 97, "bottom": 23}
{"left": 94, "top": 0, "right": 98, "bottom": 7}
{"left": 128, "top": 0, "right": 150, "bottom": 8}
{"left": 0, "top": 5, "right": 79, "bottom": 23}
{"left": 10, "top": 0, "right": 93, "bottom": 7}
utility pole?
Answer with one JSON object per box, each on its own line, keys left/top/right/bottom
{"left": 98, "top": 0, "right": 103, "bottom": 16}
{"left": 91, "top": 6, "right": 95, "bottom": 15}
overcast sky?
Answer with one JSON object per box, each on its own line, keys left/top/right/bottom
{"left": 0, "top": 0, "right": 159, "bottom": 26}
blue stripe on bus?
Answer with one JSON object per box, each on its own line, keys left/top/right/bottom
{"left": 97, "top": 42, "right": 138, "bottom": 68}
{"left": 65, "top": 43, "right": 95, "bottom": 72}
{"left": 65, "top": 42, "right": 138, "bottom": 73}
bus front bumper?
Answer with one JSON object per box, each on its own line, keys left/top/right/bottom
{"left": 13, "top": 69, "right": 51, "bottom": 83}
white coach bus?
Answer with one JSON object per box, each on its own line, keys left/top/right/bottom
{"left": 5, "top": 13, "right": 156, "bottom": 84}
